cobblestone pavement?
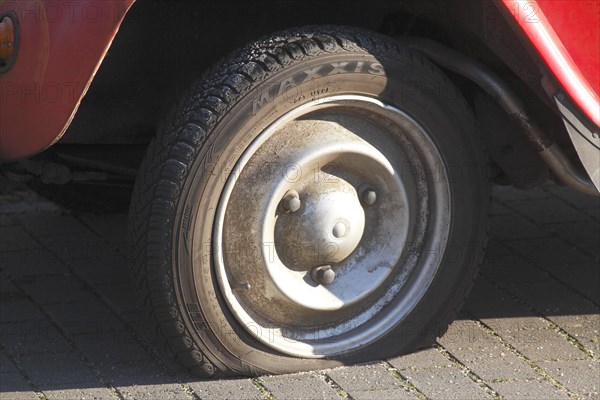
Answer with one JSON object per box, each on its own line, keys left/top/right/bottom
{"left": 0, "top": 182, "right": 598, "bottom": 400}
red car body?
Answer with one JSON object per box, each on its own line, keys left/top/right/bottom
{"left": 504, "top": 0, "right": 599, "bottom": 126}
{"left": 0, "top": 0, "right": 598, "bottom": 178}
{"left": 0, "top": 0, "right": 135, "bottom": 160}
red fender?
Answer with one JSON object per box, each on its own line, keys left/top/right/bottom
{"left": 0, "top": 0, "right": 135, "bottom": 161}
{"left": 501, "top": 0, "right": 600, "bottom": 127}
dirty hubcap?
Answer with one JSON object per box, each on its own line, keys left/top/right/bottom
{"left": 214, "top": 95, "right": 450, "bottom": 357}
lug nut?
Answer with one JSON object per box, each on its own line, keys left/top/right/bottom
{"left": 312, "top": 265, "right": 335, "bottom": 285}
{"left": 332, "top": 222, "right": 348, "bottom": 238}
{"left": 361, "top": 188, "right": 377, "bottom": 206}
{"left": 282, "top": 191, "right": 301, "bottom": 212}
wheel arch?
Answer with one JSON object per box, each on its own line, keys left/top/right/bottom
{"left": 57, "top": 1, "right": 549, "bottom": 142}
{"left": 50, "top": 0, "right": 581, "bottom": 191}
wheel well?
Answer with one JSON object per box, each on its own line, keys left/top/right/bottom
{"left": 60, "top": 1, "right": 479, "bottom": 144}
{"left": 58, "top": 0, "right": 572, "bottom": 189}
{"left": 62, "top": 0, "right": 402, "bottom": 145}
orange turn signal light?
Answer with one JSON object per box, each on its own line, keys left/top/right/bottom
{"left": 0, "top": 14, "right": 17, "bottom": 71}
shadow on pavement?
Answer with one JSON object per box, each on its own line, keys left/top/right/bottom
{"left": 0, "top": 182, "right": 598, "bottom": 396}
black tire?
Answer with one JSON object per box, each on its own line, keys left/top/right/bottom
{"left": 128, "top": 26, "right": 490, "bottom": 377}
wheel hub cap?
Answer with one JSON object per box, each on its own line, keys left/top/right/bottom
{"left": 276, "top": 178, "right": 365, "bottom": 270}
{"left": 212, "top": 95, "right": 450, "bottom": 357}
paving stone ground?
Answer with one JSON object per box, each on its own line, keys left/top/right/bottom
{"left": 0, "top": 181, "right": 598, "bottom": 400}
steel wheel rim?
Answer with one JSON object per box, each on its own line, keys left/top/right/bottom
{"left": 213, "top": 95, "right": 451, "bottom": 357}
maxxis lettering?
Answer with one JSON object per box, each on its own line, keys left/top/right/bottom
{"left": 252, "top": 61, "right": 385, "bottom": 115}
